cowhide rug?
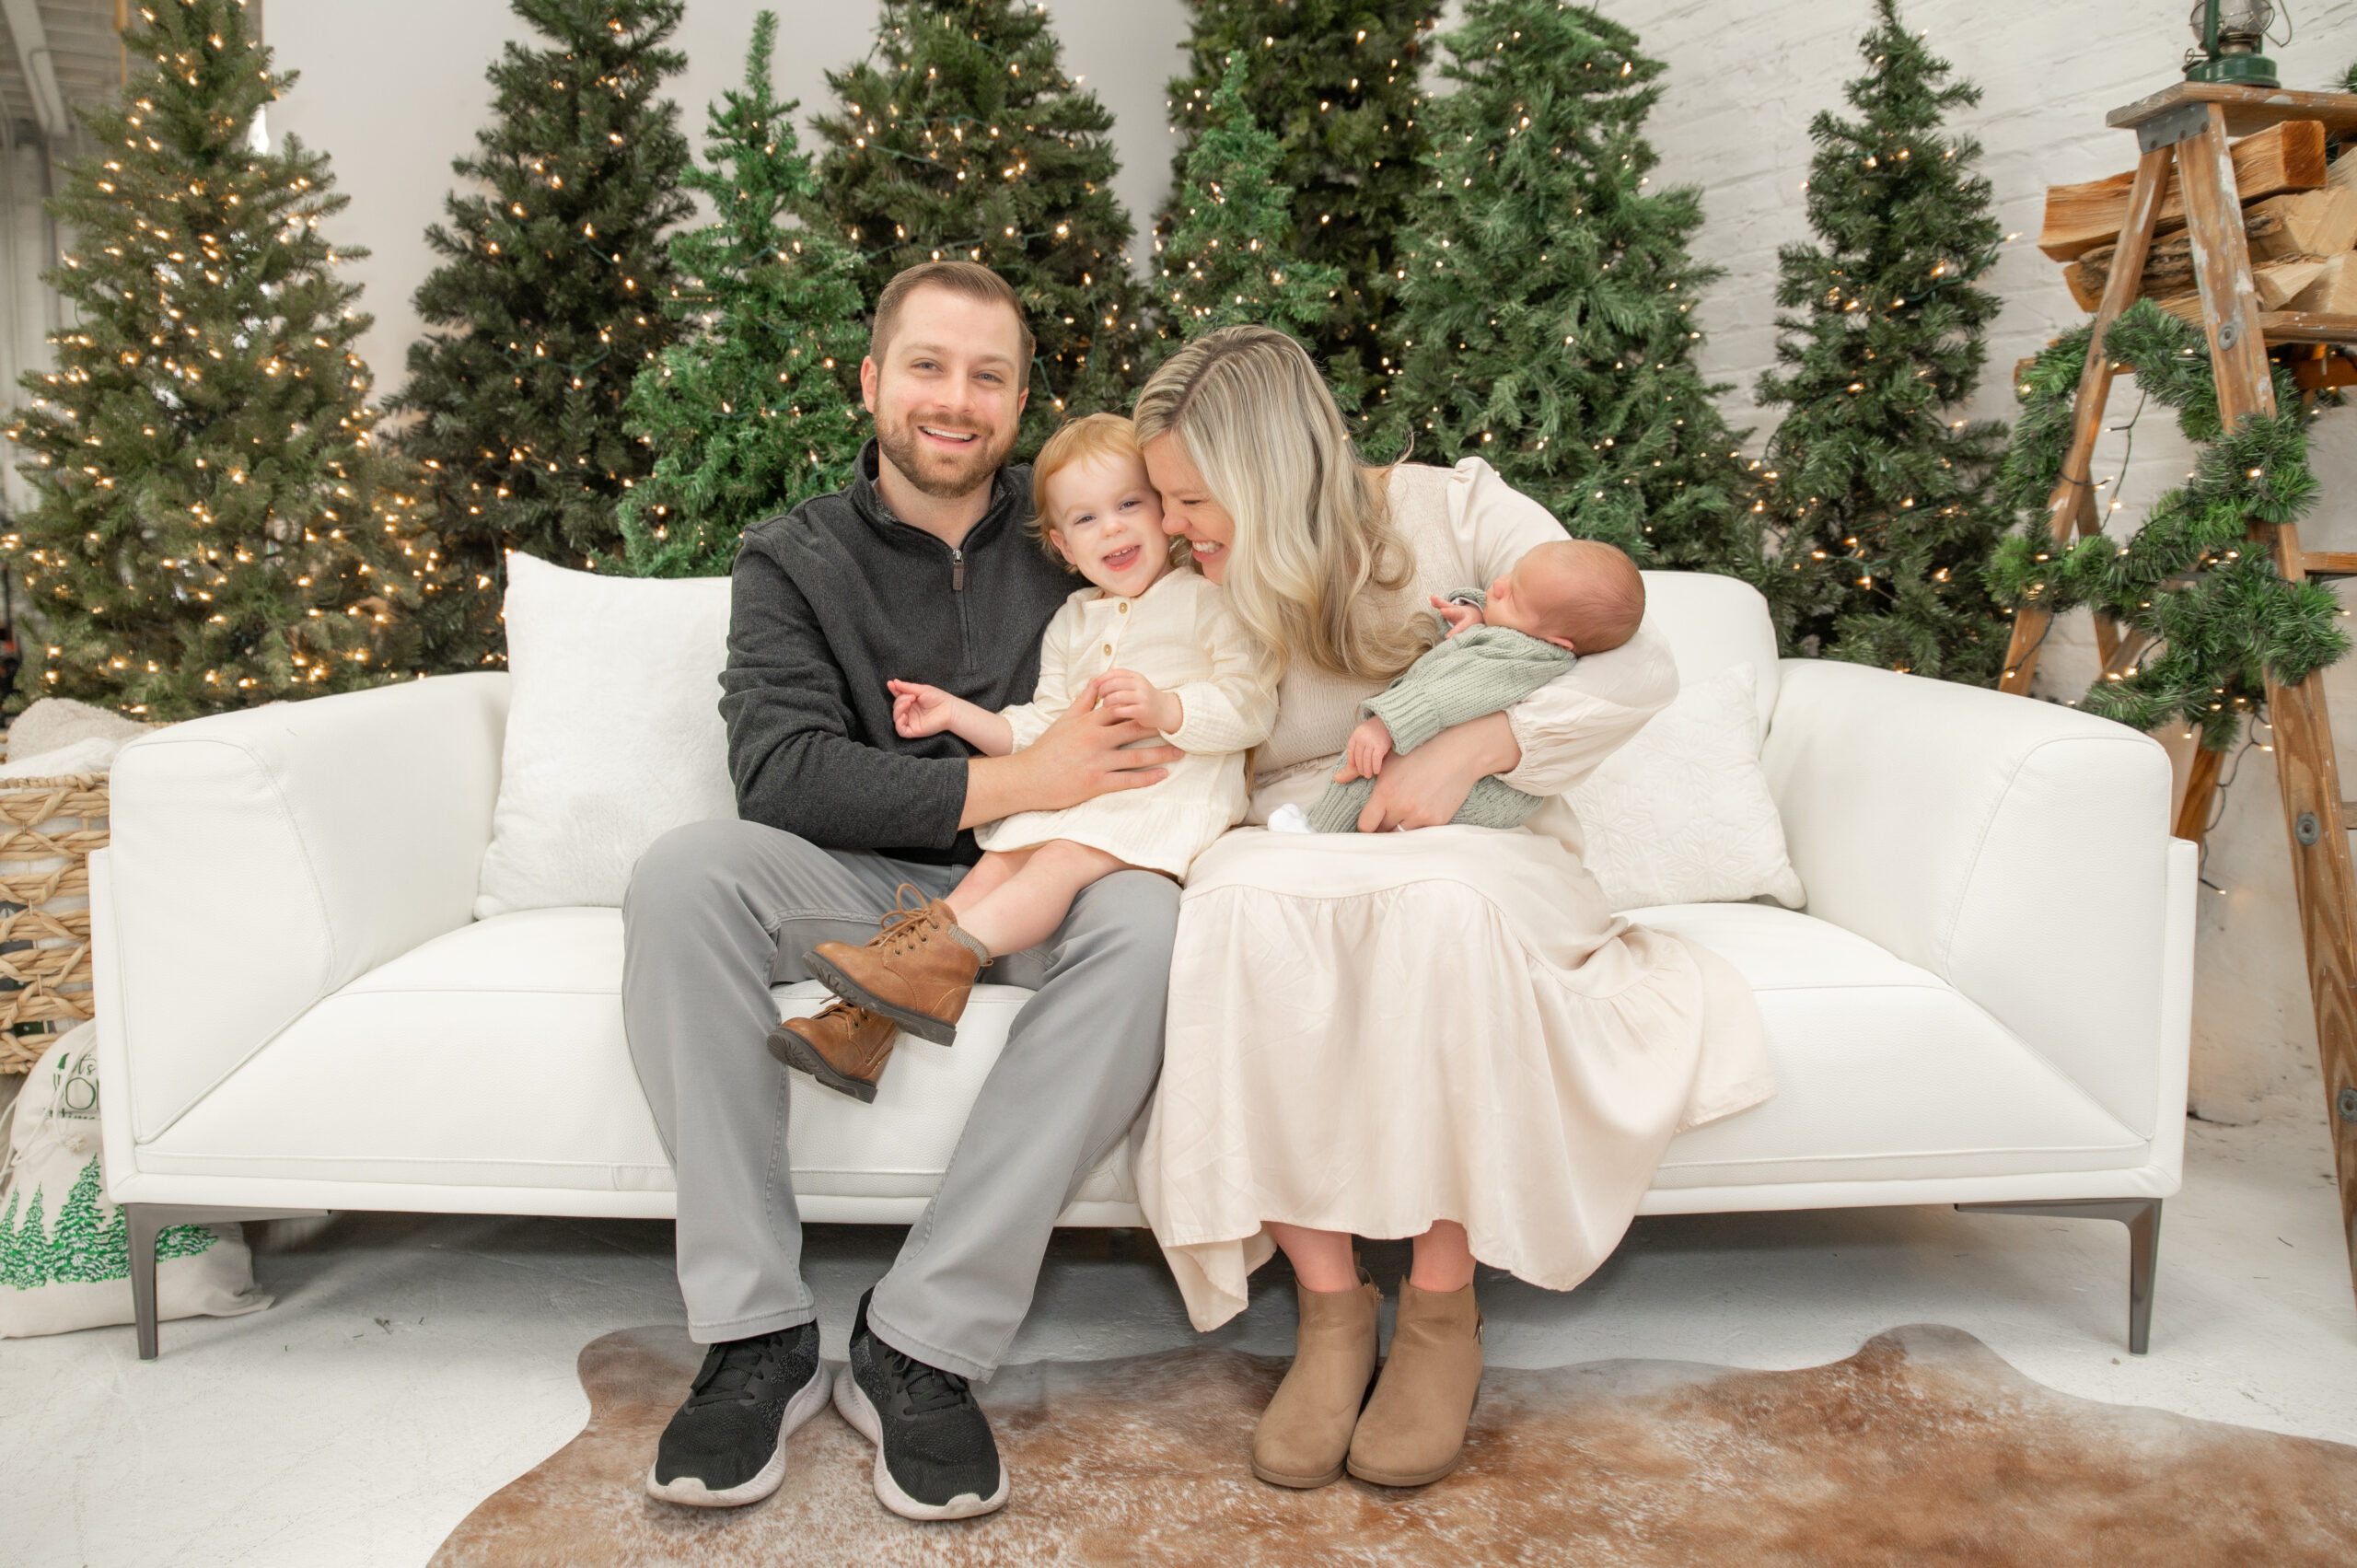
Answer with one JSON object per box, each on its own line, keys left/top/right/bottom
{"left": 429, "top": 1324, "right": 2357, "bottom": 1567}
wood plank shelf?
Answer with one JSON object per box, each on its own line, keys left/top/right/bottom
{"left": 2107, "top": 82, "right": 2357, "bottom": 138}
{"left": 2262, "top": 312, "right": 2357, "bottom": 345}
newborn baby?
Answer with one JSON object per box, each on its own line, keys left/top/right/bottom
{"left": 1299, "top": 538, "right": 1645, "bottom": 834}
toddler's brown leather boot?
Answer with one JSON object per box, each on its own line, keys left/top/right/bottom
{"left": 768, "top": 1001, "right": 899, "bottom": 1104}
{"left": 805, "top": 885, "right": 983, "bottom": 1045}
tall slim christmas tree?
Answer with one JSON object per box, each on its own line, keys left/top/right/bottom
{"left": 1387, "top": 1, "right": 1755, "bottom": 569}
{"left": 807, "top": 0, "right": 1152, "bottom": 449}
{"left": 390, "top": 0, "right": 692, "bottom": 668}
{"left": 2, "top": 0, "right": 431, "bottom": 718}
{"left": 1157, "top": 0, "right": 1436, "bottom": 408}
{"left": 1754, "top": 1, "right": 2007, "bottom": 681}
{"left": 618, "top": 12, "right": 868, "bottom": 578}
{"left": 1155, "top": 60, "right": 1347, "bottom": 348}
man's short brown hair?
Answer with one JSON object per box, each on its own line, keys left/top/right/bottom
{"left": 869, "top": 261, "right": 1036, "bottom": 371}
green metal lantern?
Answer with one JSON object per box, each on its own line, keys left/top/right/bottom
{"left": 2183, "top": 0, "right": 2281, "bottom": 87}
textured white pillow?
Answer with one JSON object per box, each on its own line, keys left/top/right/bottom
{"left": 474, "top": 553, "right": 737, "bottom": 917}
{"left": 1569, "top": 663, "right": 1805, "bottom": 912}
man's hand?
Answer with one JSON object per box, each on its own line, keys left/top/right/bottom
{"left": 1355, "top": 712, "right": 1520, "bottom": 832}
{"left": 1333, "top": 714, "right": 1394, "bottom": 784}
{"left": 958, "top": 677, "right": 1184, "bottom": 829}
{"left": 888, "top": 679, "right": 963, "bottom": 738}
{"left": 1097, "top": 668, "right": 1184, "bottom": 736}
{"left": 1431, "top": 595, "right": 1484, "bottom": 640}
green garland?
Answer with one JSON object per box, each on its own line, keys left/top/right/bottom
{"left": 1986, "top": 299, "right": 2345, "bottom": 749}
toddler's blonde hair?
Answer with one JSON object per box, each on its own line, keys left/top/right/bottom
{"left": 1029, "top": 412, "right": 1186, "bottom": 575}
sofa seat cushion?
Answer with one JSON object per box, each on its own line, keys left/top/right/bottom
{"left": 1643, "top": 903, "right": 2146, "bottom": 1189}
{"left": 132, "top": 908, "right": 1135, "bottom": 1205}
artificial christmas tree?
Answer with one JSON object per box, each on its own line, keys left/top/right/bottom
{"left": 1754, "top": 0, "right": 2008, "bottom": 681}
{"left": 391, "top": 0, "right": 692, "bottom": 666}
{"left": 1155, "top": 60, "right": 1347, "bottom": 350}
{"left": 807, "top": 0, "right": 1151, "bottom": 451}
{"left": 1157, "top": 0, "right": 1436, "bottom": 408}
{"left": 618, "top": 12, "right": 868, "bottom": 579}
{"left": 1, "top": 0, "right": 431, "bottom": 719}
{"left": 1387, "top": 1, "right": 1756, "bottom": 569}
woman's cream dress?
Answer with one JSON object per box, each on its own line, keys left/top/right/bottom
{"left": 1134, "top": 458, "right": 1775, "bottom": 1330}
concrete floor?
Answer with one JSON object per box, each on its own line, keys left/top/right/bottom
{"left": 4, "top": 1111, "right": 2354, "bottom": 1568}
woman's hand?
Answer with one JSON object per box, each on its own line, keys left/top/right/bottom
{"left": 1333, "top": 714, "right": 1394, "bottom": 784}
{"left": 1097, "top": 668, "right": 1184, "bottom": 735}
{"left": 1354, "top": 712, "right": 1521, "bottom": 832}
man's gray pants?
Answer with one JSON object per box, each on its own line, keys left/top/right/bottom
{"left": 621, "top": 817, "right": 1176, "bottom": 1380}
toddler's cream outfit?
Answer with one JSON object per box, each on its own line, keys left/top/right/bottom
{"left": 976, "top": 568, "right": 1277, "bottom": 878}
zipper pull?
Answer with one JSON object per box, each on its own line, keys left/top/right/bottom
{"left": 950, "top": 549, "right": 966, "bottom": 591}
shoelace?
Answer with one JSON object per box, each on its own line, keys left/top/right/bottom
{"left": 686, "top": 1335, "right": 782, "bottom": 1411}
{"left": 877, "top": 1339, "right": 973, "bottom": 1416}
{"left": 874, "top": 883, "right": 941, "bottom": 958}
{"left": 809, "top": 997, "right": 875, "bottom": 1028}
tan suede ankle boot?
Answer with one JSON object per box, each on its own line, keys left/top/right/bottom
{"left": 1250, "top": 1274, "right": 1380, "bottom": 1489}
{"left": 1346, "top": 1280, "right": 1483, "bottom": 1487}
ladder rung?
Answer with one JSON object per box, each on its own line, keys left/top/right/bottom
{"left": 2303, "top": 552, "right": 2357, "bottom": 580}
{"left": 2343, "top": 802, "right": 2357, "bottom": 823}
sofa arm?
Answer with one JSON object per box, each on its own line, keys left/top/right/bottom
{"left": 1760, "top": 659, "right": 2180, "bottom": 1138}
{"left": 101, "top": 673, "right": 509, "bottom": 1143}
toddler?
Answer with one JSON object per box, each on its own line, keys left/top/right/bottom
{"left": 1296, "top": 538, "right": 1643, "bottom": 834}
{"left": 772, "top": 413, "right": 1277, "bottom": 1102}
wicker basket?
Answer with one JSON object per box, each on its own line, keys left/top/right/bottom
{"left": 0, "top": 772, "right": 109, "bottom": 1074}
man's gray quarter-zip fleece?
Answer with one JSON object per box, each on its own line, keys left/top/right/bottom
{"left": 719, "top": 441, "right": 1077, "bottom": 865}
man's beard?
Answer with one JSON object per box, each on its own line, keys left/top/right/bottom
{"left": 875, "top": 410, "right": 1016, "bottom": 500}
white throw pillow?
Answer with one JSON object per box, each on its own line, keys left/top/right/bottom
{"left": 1568, "top": 663, "right": 1805, "bottom": 912}
{"left": 474, "top": 553, "right": 737, "bottom": 917}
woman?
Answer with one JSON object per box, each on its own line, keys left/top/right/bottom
{"left": 1131, "top": 327, "right": 1772, "bottom": 1490}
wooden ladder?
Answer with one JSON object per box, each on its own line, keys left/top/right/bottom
{"left": 1999, "top": 83, "right": 2357, "bottom": 1307}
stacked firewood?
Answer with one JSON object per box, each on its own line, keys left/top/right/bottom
{"left": 2040, "top": 120, "right": 2357, "bottom": 318}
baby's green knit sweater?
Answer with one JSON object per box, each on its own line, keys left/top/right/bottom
{"left": 1305, "top": 589, "right": 1575, "bottom": 833}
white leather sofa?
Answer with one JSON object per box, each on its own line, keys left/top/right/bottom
{"left": 92, "top": 573, "right": 2193, "bottom": 1358}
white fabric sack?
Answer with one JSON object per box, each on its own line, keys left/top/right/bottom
{"left": 0, "top": 736, "right": 127, "bottom": 780}
{"left": 475, "top": 552, "right": 737, "bottom": 917}
{"left": 1569, "top": 663, "right": 1805, "bottom": 912}
{"left": 4, "top": 697, "right": 153, "bottom": 768}
{"left": 0, "top": 1024, "right": 269, "bottom": 1338}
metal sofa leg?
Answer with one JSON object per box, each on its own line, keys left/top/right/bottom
{"left": 123, "top": 1205, "right": 329, "bottom": 1361}
{"left": 1956, "top": 1198, "right": 2163, "bottom": 1354}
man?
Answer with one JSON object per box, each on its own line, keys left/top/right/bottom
{"left": 622, "top": 261, "right": 1181, "bottom": 1521}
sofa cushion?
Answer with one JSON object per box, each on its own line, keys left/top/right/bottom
{"left": 474, "top": 554, "right": 738, "bottom": 919}
{"left": 1571, "top": 664, "right": 1805, "bottom": 912}
{"left": 130, "top": 908, "right": 1134, "bottom": 1206}
{"left": 1643, "top": 902, "right": 2147, "bottom": 1188}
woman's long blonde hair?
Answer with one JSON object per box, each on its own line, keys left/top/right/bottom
{"left": 1132, "top": 327, "right": 1429, "bottom": 682}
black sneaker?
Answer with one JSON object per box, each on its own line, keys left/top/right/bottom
{"left": 832, "top": 1288, "right": 1009, "bottom": 1520}
{"left": 644, "top": 1321, "right": 828, "bottom": 1507}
